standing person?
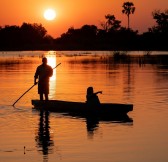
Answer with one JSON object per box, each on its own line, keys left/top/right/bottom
{"left": 34, "top": 57, "right": 53, "bottom": 101}
{"left": 86, "top": 87, "right": 102, "bottom": 106}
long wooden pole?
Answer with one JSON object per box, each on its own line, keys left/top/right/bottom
{"left": 12, "top": 63, "right": 61, "bottom": 107}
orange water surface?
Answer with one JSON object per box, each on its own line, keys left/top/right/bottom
{"left": 0, "top": 51, "right": 168, "bottom": 162}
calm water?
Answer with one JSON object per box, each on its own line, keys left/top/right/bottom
{"left": 0, "top": 51, "right": 168, "bottom": 162}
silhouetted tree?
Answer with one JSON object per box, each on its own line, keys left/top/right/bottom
{"left": 0, "top": 25, "right": 21, "bottom": 49}
{"left": 142, "top": 9, "right": 168, "bottom": 50}
{"left": 0, "top": 22, "right": 53, "bottom": 50}
{"left": 20, "top": 23, "right": 47, "bottom": 44}
{"left": 122, "top": 2, "right": 135, "bottom": 29}
{"left": 81, "top": 25, "right": 98, "bottom": 35}
{"left": 149, "top": 9, "right": 168, "bottom": 33}
{"left": 101, "top": 14, "right": 121, "bottom": 32}
{"left": 55, "top": 25, "right": 98, "bottom": 50}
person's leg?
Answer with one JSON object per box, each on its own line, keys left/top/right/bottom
{"left": 44, "top": 93, "right": 48, "bottom": 101}
{"left": 40, "top": 93, "right": 43, "bottom": 101}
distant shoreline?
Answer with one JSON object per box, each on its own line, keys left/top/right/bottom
{"left": 1, "top": 51, "right": 168, "bottom": 66}
{"left": 0, "top": 49, "right": 168, "bottom": 52}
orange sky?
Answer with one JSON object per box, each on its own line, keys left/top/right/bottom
{"left": 0, "top": 0, "right": 168, "bottom": 38}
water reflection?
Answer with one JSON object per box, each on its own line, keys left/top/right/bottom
{"left": 35, "top": 110, "right": 54, "bottom": 161}
{"left": 86, "top": 115, "right": 133, "bottom": 139}
{"left": 123, "top": 64, "right": 134, "bottom": 100}
{"left": 67, "top": 112, "right": 133, "bottom": 139}
{"left": 85, "top": 116, "right": 99, "bottom": 139}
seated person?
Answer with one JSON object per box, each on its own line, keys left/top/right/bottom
{"left": 86, "top": 87, "right": 102, "bottom": 106}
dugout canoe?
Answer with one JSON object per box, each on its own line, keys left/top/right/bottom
{"left": 32, "top": 100, "right": 133, "bottom": 116}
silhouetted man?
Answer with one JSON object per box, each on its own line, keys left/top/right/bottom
{"left": 34, "top": 57, "right": 53, "bottom": 101}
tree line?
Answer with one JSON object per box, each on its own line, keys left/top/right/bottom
{"left": 0, "top": 2, "right": 167, "bottom": 51}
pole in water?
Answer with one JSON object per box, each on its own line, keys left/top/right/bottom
{"left": 12, "top": 84, "right": 36, "bottom": 107}
{"left": 12, "top": 62, "right": 61, "bottom": 107}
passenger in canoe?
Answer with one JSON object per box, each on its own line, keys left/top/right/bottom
{"left": 86, "top": 87, "right": 102, "bottom": 106}
{"left": 34, "top": 57, "right": 53, "bottom": 101}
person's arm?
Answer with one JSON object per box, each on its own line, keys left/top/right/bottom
{"left": 46, "top": 66, "right": 53, "bottom": 77}
{"left": 49, "top": 67, "right": 53, "bottom": 77}
{"left": 95, "top": 91, "right": 102, "bottom": 95}
{"left": 34, "top": 77, "right": 38, "bottom": 85}
{"left": 34, "top": 67, "right": 39, "bottom": 85}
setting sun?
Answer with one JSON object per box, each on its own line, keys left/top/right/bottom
{"left": 44, "top": 8, "right": 56, "bottom": 21}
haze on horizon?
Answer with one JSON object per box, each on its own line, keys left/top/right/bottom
{"left": 0, "top": 0, "right": 168, "bottom": 38}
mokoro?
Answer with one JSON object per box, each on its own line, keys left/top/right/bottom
{"left": 32, "top": 100, "right": 133, "bottom": 116}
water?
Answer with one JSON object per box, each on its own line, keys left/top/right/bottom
{"left": 0, "top": 51, "right": 168, "bottom": 162}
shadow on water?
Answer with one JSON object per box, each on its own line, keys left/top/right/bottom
{"left": 35, "top": 110, "right": 54, "bottom": 162}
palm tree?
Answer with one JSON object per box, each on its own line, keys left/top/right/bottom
{"left": 122, "top": 2, "right": 135, "bottom": 29}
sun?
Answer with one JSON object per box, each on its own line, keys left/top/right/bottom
{"left": 44, "top": 9, "right": 56, "bottom": 21}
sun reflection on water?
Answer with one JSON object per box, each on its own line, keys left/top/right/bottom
{"left": 45, "top": 52, "right": 57, "bottom": 99}
{"left": 46, "top": 53, "right": 57, "bottom": 81}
